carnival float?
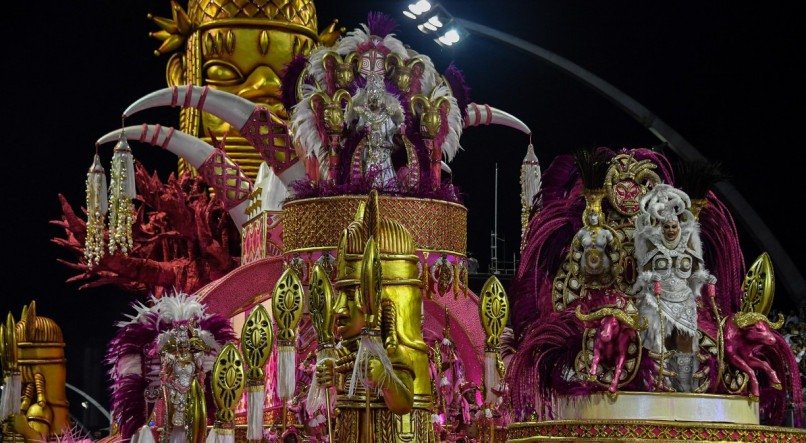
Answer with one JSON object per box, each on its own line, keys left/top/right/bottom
{"left": 1, "top": 0, "right": 804, "bottom": 442}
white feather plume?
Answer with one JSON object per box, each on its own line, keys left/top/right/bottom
{"left": 307, "top": 45, "right": 330, "bottom": 89}
{"left": 116, "top": 354, "right": 143, "bottom": 378}
{"left": 431, "top": 83, "right": 463, "bottom": 162}
{"left": 290, "top": 84, "right": 327, "bottom": 161}
{"left": 407, "top": 49, "right": 438, "bottom": 95}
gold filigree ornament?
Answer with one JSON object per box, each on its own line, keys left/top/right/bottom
{"left": 308, "top": 264, "right": 337, "bottom": 442}
{"left": 479, "top": 275, "right": 509, "bottom": 404}
{"left": 604, "top": 153, "right": 661, "bottom": 217}
{"left": 309, "top": 265, "right": 336, "bottom": 345}
{"left": 479, "top": 276, "right": 509, "bottom": 350}
{"left": 740, "top": 252, "right": 775, "bottom": 315}
{"left": 212, "top": 344, "right": 246, "bottom": 425}
{"left": 240, "top": 304, "right": 273, "bottom": 383}
{"left": 272, "top": 268, "right": 305, "bottom": 346}
{"left": 239, "top": 304, "right": 272, "bottom": 441}
{"left": 272, "top": 267, "right": 304, "bottom": 411}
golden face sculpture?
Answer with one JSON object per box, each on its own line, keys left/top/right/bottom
{"left": 151, "top": 0, "right": 323, "bottom": 178}
{"left": 333, "top": 288, "right": 366, "bottom": 340}
{"left": 194, "top": 27, "right": 315, "bottom": 123}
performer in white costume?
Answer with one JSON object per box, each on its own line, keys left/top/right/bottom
{"left": 634, "top": 184, "right": 714, "bottom": 392}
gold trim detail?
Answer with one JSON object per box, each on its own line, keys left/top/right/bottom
{"left": 506, "top": 420, "right": 806, "bottom": 442}
{"left": 282, "top": 196, "right": 467, "bottom": 255}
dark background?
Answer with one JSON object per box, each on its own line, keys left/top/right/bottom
{"left": 1, "top": 0, "right": 803, "bottom": 431}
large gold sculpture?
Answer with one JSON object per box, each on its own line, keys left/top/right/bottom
{"left": 318, "top": 191, "right": 435, "bottom": 442}
{"left": 0, "top": 302, "right": 69, "bottom": 443}
{"left": 149, "top": 0, "right": 339, "bottom": 179}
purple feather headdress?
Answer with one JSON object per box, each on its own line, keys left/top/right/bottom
{"left": 367, "top": 12, "right": 398, "bottom": 38}
{"left": 106, "top": 292, "right": 235, "bottom": 439}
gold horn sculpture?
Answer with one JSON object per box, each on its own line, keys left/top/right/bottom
{"left": 240, "top": 304, "right": 273, "bottom": 442}
{"left": 272, "top": 267, "right": 304, "bottom": 433}
{"left": 308, "top": 264, "right": 338, "bottom": 442}
{"left": 210, "top": 344, "right": 246, "bottom": 443}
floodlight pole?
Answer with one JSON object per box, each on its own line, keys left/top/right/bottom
{"left": 454, "top": 17, "right": 806, "bottom": 304}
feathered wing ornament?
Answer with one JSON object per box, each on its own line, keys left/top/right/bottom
{"left": 240, "top": 305, "right": 273, "bottom": 441}
{"left": 520, "top": 142, "right": 541, "bottom": 248}
{"left": 84, "top": 153, "right": 108, "bottom": 266}
{"left": 108, "top": 134, "right": 136, "bottom": 255}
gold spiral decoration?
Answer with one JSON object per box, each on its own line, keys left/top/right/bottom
{"left": 212, "top": 343, "right": 246, "bottom": 424}
{"left": 272, "top": 268, "right": 304, "bottom": 345}
{"left": 240, "top": 304, "right": 273, "bottom": 383}
{"left": 309, "top": 264, "right": 336, "bottom": 345}
{"left": 479, "top": 276, "right": 509, "bottom": 349}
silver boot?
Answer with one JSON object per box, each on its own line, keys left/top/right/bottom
{"left": 671, "top": 352, "right": 696, "bottom": 392}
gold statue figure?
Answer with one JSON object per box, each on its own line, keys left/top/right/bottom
{"left": 317, "top": 191, "right": 435, "bottom": 443}
{"left": 148, "top": 0, "right": 340, "bottom": 178}
{"left": 1, "top": 302, "right": 69, "bottom": 443}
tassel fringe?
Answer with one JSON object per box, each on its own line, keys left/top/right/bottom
{"left": 247, "top": 387, "right": 265, "bottom": 441}
{"left": 108, "top": 137, "right": 135, "bottom": 255}
{"left": 85, "top": 154, "right": 108, "bottom": 266}
{"left": 276, "top": 346, "right": 297, "bottom": 400}
{"left": 484, "top": 351, "right": 500, "bottom": 403}
{"left": 348, "top": 335, "right": 401, "bottom": 397}
{"left": 131, "top": 424, "right": 156, "bottom": 443}
{"left": 0, "top": 373, "right": 20, "bottom": 419}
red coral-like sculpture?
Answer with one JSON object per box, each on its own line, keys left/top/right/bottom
{"left": 51, "top": 163, "right": 240, "bottom": 297}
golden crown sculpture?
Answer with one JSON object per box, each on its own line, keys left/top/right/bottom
{"left": 150, "top": 0, "right": 319, "bottom": 55}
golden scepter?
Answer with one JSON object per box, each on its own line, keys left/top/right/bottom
{"left": 308, "top": 264, "right": 338, "bottom": 442}
{"left": 479, "top": 276, "right": 509, "bottom": 443}
{"left": 210, "top": 344, "right": 246, "bottom": 443}
{"left": 240, "top": 305, "right": 273, "bottom": 442}
{"left": 272, "top": 268, "right": 305, "bottom": 435}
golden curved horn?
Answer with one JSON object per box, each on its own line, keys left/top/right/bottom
{"left": 406, "top": 56, "right": 425, "bottom": 71}
{"left": 385, "top": 53, "right": 404, "bottom": 73}
{"left": 332, "top": 89, "right": 352, "bottom": 107}
{"left": 343, "top": 51, "right": 358, "bottom": 65}
{"left": 321, "top": 51, "right": 342, "bottom": 69}
{"left": 410, "top": 94, "right": 430, "bottom": 116}
{"left": 433, "top": 96, "right": 451, "bottom": 113}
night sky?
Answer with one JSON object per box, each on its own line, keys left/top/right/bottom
{"left": 1, "top": 0, "right": 803, "bottom": 428}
